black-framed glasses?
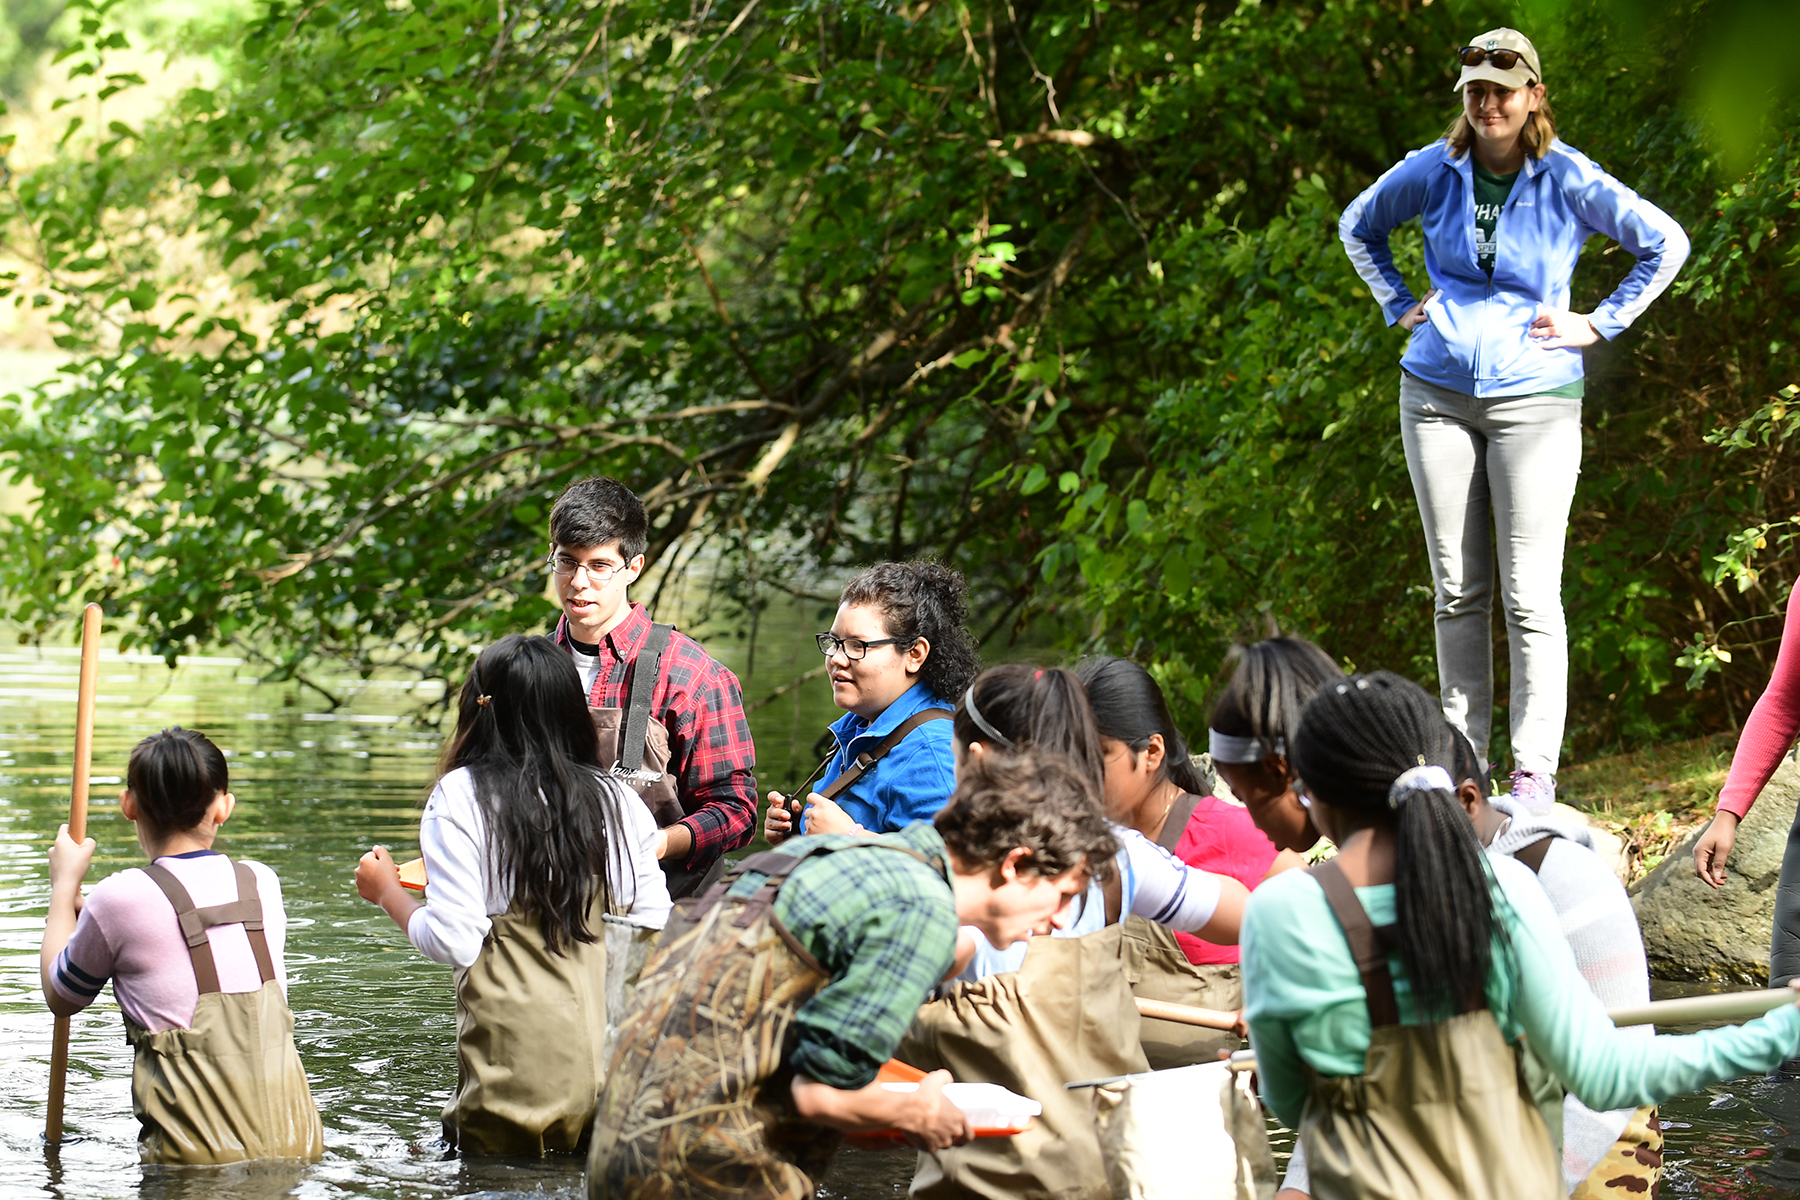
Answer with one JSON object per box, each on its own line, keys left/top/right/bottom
{"left": 816, "top": 632, "right": 914, "bottom": 660}
{"left": 1456, "top": 45, "right": 1533, "bottom": 73}
{"left": 547, "top": 552, "right": 634, "bottom": 583}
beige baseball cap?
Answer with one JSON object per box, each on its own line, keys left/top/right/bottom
{"left": 1454, "top": 28, "right": 1542, "bottom": 91}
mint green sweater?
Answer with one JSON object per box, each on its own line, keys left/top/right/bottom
{"left": 1241, "top": 853, "right": 1800, "bottom": 1131}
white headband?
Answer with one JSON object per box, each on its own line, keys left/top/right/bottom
{"left": 962, "top": 685, "right": 1014, "bottom": 747}
{"left": 1388, "top": 764, "right": 1455, "bottom": 810}
{"left": 1207, "top": 729, "right": 1284, "bottom": 764}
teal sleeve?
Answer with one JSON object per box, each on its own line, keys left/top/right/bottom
{"left": 1241, "top": 871, "right": 1372, "bottom": 1129}
{"left": 1496, "top": 856, "right": 1800, "bottom": 1110}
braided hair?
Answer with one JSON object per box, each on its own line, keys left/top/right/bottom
{"left": 1209, "top": 637, "right": 1344, "bottom": 758}
{"left": 1292, "top": 671, "right": 1502, "bottom": 1021}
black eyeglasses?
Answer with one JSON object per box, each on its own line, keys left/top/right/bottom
{"left": 816, "top": 632, "right": 915, "bottom": 660}
{"left": 1456, "top": 45, "right": 1533, "bottom": 73}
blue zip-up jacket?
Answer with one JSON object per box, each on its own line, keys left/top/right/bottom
{"left": 1339, "top": 138, "right": 1689, "bottom": 398}
{"left": 815, "top": 681, "right": 956, "bottom": 834}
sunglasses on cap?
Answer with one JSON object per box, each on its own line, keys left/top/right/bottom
{"left": 1456, "top": 45, "right": 1533, "bottom": 73}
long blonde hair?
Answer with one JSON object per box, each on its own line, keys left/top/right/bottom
{"left": 1444, "top": 94, "right": 1557, "bottom": 161}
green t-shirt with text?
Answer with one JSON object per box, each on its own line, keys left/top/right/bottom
{"left": 1472, "top": 161, "right": 1584, "bottom": 400}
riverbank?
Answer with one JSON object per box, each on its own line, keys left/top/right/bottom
{"left": 1560, "top": 735, "right": 1735, "bottom": 885}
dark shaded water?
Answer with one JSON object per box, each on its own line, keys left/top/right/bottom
{"left": 2, "top": 634, "right": 1798, "bottom": 1196}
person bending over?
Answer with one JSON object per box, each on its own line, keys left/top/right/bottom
{"left": 586, "top": 748, "right": 1116, "bottom": 1200}
{"left": 1244, "top": 674, "right": 1799, "bottom": 1200}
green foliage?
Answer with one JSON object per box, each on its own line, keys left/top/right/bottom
{"left": 0, "top": 0, "right": 1796, "bottom": 756}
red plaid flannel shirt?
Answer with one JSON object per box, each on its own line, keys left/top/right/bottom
{"left": 553, "top": 604, "right": 758, "bottom": 870}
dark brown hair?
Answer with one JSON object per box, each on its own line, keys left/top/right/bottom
{"left": 127, "top": 727, "right": 230, "bottom": 835}
{"left": 549, "top": 476, "right": 649, "bottom": 560}
{"left": 840, "top": 560, "right": 980, "bottom": 701}
{"left": 934, "top": 747, "right": 1117, "bottom": 881}
{"left": 953, "top": 664, "right": 1107, "bottom": 797}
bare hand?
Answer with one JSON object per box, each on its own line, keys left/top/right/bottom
{"left": 802, "top": 793, "right": 861, "bottom": 836}
{"left": 902, "top": 1070, "right": 974, "bottom": 1152}
{"left": 1528, "top": 307, "right": 1599, "bottom": 348}
{"left": 47, "top": 824, "right": 96, "bottom": 897}
{"left": 356, "top": 845, "right": 403, "bottom": 906}
{"left": 1230, "top": 1008, "right": 1250, "bottom": 1040}
{"left": 1694, "top": 811, "right": 1739, "bottom": 889}
{"left": 763, "top": 791, "right": 795, "bottom": 845}
{"left": 1397, "top": 289, "right": 1439, "bottom": 331}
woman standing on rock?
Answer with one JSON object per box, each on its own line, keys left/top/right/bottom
{"left": 1695, "top": 580, "right": 1800, "bottom": 985}
{"left": 1339, "top": 27, "right": 1689, "bottom": 807}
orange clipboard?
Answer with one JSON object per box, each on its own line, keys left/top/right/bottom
{"left": 853, "top": 1060, "right": 1035, "bottom": 1144}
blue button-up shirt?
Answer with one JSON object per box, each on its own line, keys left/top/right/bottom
{"left": 814, "top": 682, "right": 956, "bottom": 834}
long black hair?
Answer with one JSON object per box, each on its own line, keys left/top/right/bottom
{"left": 840, "top": 561, "right": 980, "bottom": 701}
{"left": 1291, "top": 672, "right": 1501, "bottom": 1021}
{"left": 1076, "top": 657, "right": 1209, "bottom": 795}
{"left": 1210, "top": 637, "right": 1345, "bottom": 757}
{"left": 953, "top": 664, "right": 1107, "bottom": 798}
{"left": 438, "top": 634, "right": 621, "bottom": 953}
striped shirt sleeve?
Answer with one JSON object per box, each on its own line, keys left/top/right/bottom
{"left": 50, "top": 903, "right": 116, "bottom": 1010}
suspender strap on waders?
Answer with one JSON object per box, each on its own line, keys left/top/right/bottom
{"left": 1154, "top": 792, "right": 1204, "bottom": 852}
{"left": 619, "top": 622, "right": 674, "bottom": 776}
{"left": 1310, "top": 859, "right": 1402, "bottom": 1028}
{"left": 1512, "top": 835, "right": 1554, "bottom": 875}
{"left": 141, "top": 860, "right": 277, "bottom": 995}
{"left": 788, "top": 708, "right": 954, "bottom": 804}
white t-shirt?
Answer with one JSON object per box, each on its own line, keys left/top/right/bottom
{"left": 570, "top": 639, "right": 604, "bottom": 698}
{"left": 406, "top": 766, "right": 672, "bottom": 968}
{"left": 962, "top": 823, "right": 1224, "bottom": 979}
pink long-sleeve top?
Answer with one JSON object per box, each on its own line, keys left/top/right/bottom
{"left": 1718, "top": 582, "right": 1800, "bottom": 820}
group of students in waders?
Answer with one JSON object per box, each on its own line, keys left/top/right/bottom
{"left": 35, "top": 26, "right": 1800, "bottom": 1200}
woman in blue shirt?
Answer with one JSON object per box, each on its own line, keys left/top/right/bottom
{"left": 1339, "top": 27, "right": 1688, "bottom": 807}
{"left": 1243, "top": 672, "right": 1800, "bottom": 1200}
{"left": 763, "top": 561, "right": 974, "bottom": 839}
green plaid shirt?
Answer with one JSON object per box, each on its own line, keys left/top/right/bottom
{"left": 728, "top": 823, "right": 957, "bottom": 1090}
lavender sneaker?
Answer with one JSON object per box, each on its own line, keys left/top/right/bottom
{"left": 1508, "top": 769, "right": 1557, "bottom": 810}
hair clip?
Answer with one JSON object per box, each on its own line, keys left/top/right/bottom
{"left": 471, "top": 660, "right": 492, "bottom": 709}
{"left": 476, "top": 695, "right": 492, "bottom": 708}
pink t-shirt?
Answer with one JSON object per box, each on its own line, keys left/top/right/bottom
{"left": 1719, "top": 580, "right": 1800, "bottom": 820}
{"left": 1170, "top": 794, "right": 1279, "bottom": 966}
{"left": 51, "top": 851, "right": 290, "bottom": 1033}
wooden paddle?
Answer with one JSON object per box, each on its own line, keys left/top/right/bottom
{"left": 45, "top": 602, "right": 102, "bottom": 1145}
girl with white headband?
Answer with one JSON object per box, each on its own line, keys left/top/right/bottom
{"left": 1241, "top": 672, "right": 1800, "bottom": 1200}
{"left": 1207, "top": 637, "right": 1345, "bottom": 855}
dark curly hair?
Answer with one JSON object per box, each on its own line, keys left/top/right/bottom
{"left": 935, "top": 746, "right": 1117, "bottom": 881}
{"left": 839, "top": 560, "right": 979, "bottom": 701}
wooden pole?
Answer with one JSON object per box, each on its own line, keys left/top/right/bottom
{"left": 1135, "top": 996, "right": 1239, "bottom": 1031}
{"left": 45, "top": 602, "right": 102, "bottom": 1146}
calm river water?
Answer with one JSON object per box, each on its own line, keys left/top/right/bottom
{"left": 1, "top": 619, "right": 1797, "bottom": 1197}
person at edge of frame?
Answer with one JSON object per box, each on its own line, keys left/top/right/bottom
{"left": 762, "top": 561, "right": 974, "bottom": 843}
{"left": 1695, "top": 578, "right": 1800, "bottom": 994}
{"left": 585, "top": 746, "right": 1119, "bottom": 1200}
{"left": 547, "top": 476, "right": 758, "bottom": 898}
{"left": 1338, "top": 26, "right": 1690, "bottom": 809}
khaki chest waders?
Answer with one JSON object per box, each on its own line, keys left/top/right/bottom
{"left": 1124, "top": 792, "right": 1245, "bottom": 1070}
{"left": 128, "top": 860, "right": 322, "bottom": 1165}
{"left": 898, "top": 898, "right": 1149, "bottom": 1200}
{"left": 588, "top": 841, "right": 930, "bottom": 1200}
{"left": 445, "top": 890, "right": 655, "bottom": 1156}
{"left": 1298, "top": 860, "right": 1561, "bottom": 1200}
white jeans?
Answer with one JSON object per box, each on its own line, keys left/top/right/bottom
{"left": 1399, "top": 372, "right": 1581, "bottom": 776}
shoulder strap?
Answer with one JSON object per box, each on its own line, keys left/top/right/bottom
{"left": 142, "top": 858, "right": 276, "bottom": 994}
{"left": 1155, "top": 792, "right": 1204, "bottom": 852}
{"left": 1310, "top": 859, "right": 1400, "bottom": 1028}
{"left": 816, "top": 708, "right": 953, "bottom": 802}
{"left": 1512, "top": 836, "right": 1555, "bottom": 875}
{"left": 620, "top": 623, "right": 674, "bottom": 773}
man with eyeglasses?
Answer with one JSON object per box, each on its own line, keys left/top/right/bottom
{"left": 548, "top": 477, "right": 756, "bottom": 896}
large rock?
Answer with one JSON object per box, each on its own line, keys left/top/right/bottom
{"left": 1630, "top": 754, "right": 1800, "bottom": 984}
